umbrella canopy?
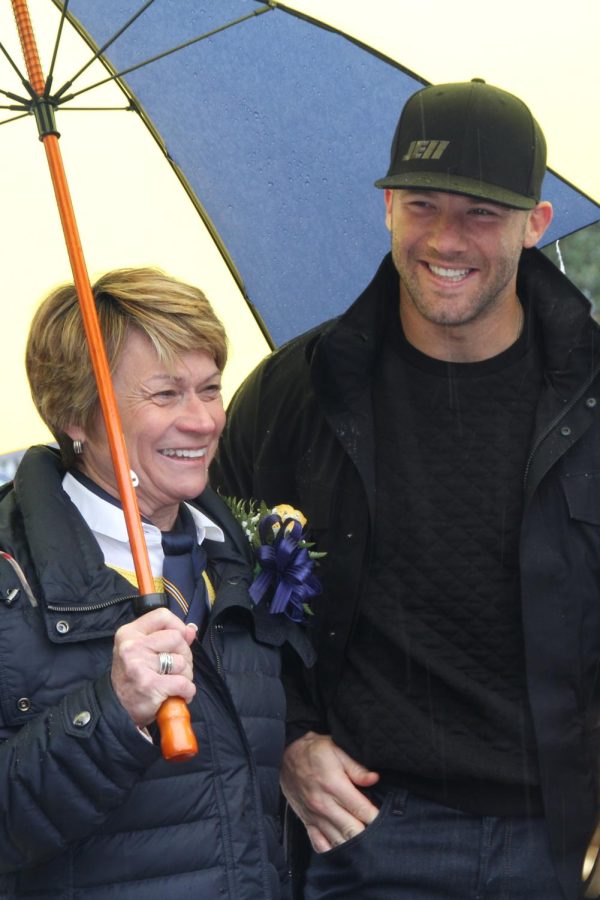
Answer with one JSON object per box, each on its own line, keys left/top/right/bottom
{"left": 0, "top": 1, "right": 271, "bottom": 460}
{"left": 1, "top": 0, "right": 598, "bottom": 466}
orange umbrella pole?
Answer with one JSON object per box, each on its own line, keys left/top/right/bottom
{"left": 11, "top": 0, "right": 197, "bottom": 761}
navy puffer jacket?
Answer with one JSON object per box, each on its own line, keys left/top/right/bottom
{"left": 0, "top": 446, "right": 313, "bottom": 898}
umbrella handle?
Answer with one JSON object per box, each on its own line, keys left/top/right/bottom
{"left": 156, "top": 699, "right": 199, "bottom": 760}
{"left": 11, "top": 0, "right": 198, "bottom": 761}
{"left": 134, "top": 593, "right": 199, "bottom": 761}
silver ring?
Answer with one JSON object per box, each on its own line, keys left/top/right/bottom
{"left": 158, "top": 651, "right": 173, "bottom": 676}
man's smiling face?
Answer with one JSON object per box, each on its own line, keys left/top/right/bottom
{"left": 384, "top": 188, "right": 534, "bottom": 332}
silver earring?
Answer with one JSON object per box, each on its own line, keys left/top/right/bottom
{"left": 73, "top": 439, "right": 83, "bottom": 456}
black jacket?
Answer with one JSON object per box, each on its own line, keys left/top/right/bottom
{"left": 0, "top": 445, "right": 312, "bottom": 899}
{"left": 213, "top": 249, "right": 600, "bottom": 900}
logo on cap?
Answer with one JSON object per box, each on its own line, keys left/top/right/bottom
{"left": 402, "top": 140, "right": 450, "bottom": 161}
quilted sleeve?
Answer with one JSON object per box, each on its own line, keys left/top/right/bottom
{"left": 0, "top": 671, "right": 158, "bottom": 873}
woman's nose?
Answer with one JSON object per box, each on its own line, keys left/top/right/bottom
{"left": 176, "top": 395, "right": 217, "bottom": 431}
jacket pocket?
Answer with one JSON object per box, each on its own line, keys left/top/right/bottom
{"left": 561, "top": 471, "right": 600, "bottom": 525}
{"left": 0, "top": 558, "right": 117, "bottom": 730}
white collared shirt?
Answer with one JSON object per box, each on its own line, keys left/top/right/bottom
{"left": 62, "top": 472, "right": 224, "bottom": 578}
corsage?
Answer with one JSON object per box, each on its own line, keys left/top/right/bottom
{"left": 222, "top": 498, "right": 324, "bottom": 623}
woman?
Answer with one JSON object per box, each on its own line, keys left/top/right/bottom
{"left": 0, "top": 268, "right": 312, "bottom": 898}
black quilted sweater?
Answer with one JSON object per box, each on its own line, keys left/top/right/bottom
{"left": 330, "top": 308, "right": 545, "bottom": 815}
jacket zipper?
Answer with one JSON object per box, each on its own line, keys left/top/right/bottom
{"left": 199, "top": 622, "right": 273, "bottom": 897}
{"left": 208, "top": 621, "right": 224, "bottom": 674}
{"left": 46, "top": 594, "right": 138, "bottom": 614}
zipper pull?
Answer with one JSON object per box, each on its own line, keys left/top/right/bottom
{"left": 2, "top": 588, "right": 19, "bottom": 605}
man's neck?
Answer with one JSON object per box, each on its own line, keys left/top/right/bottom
{"left": 399, "top": 297, "right": 525, "bottom": 363}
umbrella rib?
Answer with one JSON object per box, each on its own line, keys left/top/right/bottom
{"left": 53, "top": 4, "right": 274, "bottom": 105}
{"left": 57, "top": 105, "right": 133, "bottom": 112}
{"left": 45, "top": 0, "right": 70, "bottom": 91}
{"left": 0, "top": 85, "right": 30, "bottom": 103}
{"left": 0, "top": 39, "right": 35, "bottom": 95}
{"left": 0, "top": 110, "right": 31, "bottom": 125}
{"left": 52, "top": 0, "right": 158, "bottom": 101}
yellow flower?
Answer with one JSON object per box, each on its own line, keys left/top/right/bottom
{"left": 271, "top": 504, "right": 307, "bottom": 533}
{"left": 272, "top": 504, "right": 307, "bottom": 527}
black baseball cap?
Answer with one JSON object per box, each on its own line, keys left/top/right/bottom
{"left": 375, "top": 79, "right": 546, "bottom": 209}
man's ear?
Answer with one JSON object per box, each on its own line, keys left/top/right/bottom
{"left": 523, "top": 201, "right": 553, "bottom": 248}
{"left": 384, "top": 189, "right": 394, "bottom": 232}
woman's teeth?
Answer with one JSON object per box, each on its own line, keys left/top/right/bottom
{"left": 160, "top": 448, "right": 206, "bottom": 459}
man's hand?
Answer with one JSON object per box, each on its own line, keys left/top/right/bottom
{"left": 281, "top": 732, "right": 380, "bottom": 852}
{"left": 111, "top": 608, "right": 197, "bottom": 727}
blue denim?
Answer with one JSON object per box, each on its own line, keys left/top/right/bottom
{"left": 303, "top": 786, "right": 564, "bottom": 899}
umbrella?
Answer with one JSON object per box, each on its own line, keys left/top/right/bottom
{"left": 1, "top": 0, "right": 598, "bottom": 470}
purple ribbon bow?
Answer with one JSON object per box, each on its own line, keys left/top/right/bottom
{"left": 249, "top": 513, "right": 321, "bottom": 622}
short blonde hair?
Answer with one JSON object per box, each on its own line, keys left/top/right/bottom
{"left": 26, "top": 267, "right": 228, "bottom": 467}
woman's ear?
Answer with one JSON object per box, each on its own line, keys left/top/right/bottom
{"left": 64, "top": 424, "right": 87, "bottom": 443}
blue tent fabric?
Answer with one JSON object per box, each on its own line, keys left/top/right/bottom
{"left": 66, "top": 1, "right": 600, "bottom": 346}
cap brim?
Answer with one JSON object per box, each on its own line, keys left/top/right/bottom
{"left": 374, "top": 172, "right": 537, "bottom": 210}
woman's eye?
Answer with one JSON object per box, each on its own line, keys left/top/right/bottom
{"left": 201, "top": 384, "right": 222, "bottom": 400}
{"left": 151, "top": 390, "right": 178, "bottom": 403}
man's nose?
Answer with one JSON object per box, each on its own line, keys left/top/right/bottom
{"left": 427, "top": 210, "right": 468, "bottom": 254}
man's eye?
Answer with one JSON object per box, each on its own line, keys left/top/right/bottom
{"left": 403, "top": 202, "right": 432, "bottom": 216}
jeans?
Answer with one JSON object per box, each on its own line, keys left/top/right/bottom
{"left": 303, "top": 786, "right": 564, "bottom": 899}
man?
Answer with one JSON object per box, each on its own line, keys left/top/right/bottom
{"left": 211, "top": 80, "right": 600, "bottom": 899}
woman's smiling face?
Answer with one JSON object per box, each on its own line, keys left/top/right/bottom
{"left": 71, "top": 328, "right": 225, "bottom": 530}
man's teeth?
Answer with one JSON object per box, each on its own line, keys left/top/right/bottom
{"left": 160, "top": 448, "right": 206, "bottom": 459}
{"left": 429, "top": 264, "right": 470, "bottom": 280}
